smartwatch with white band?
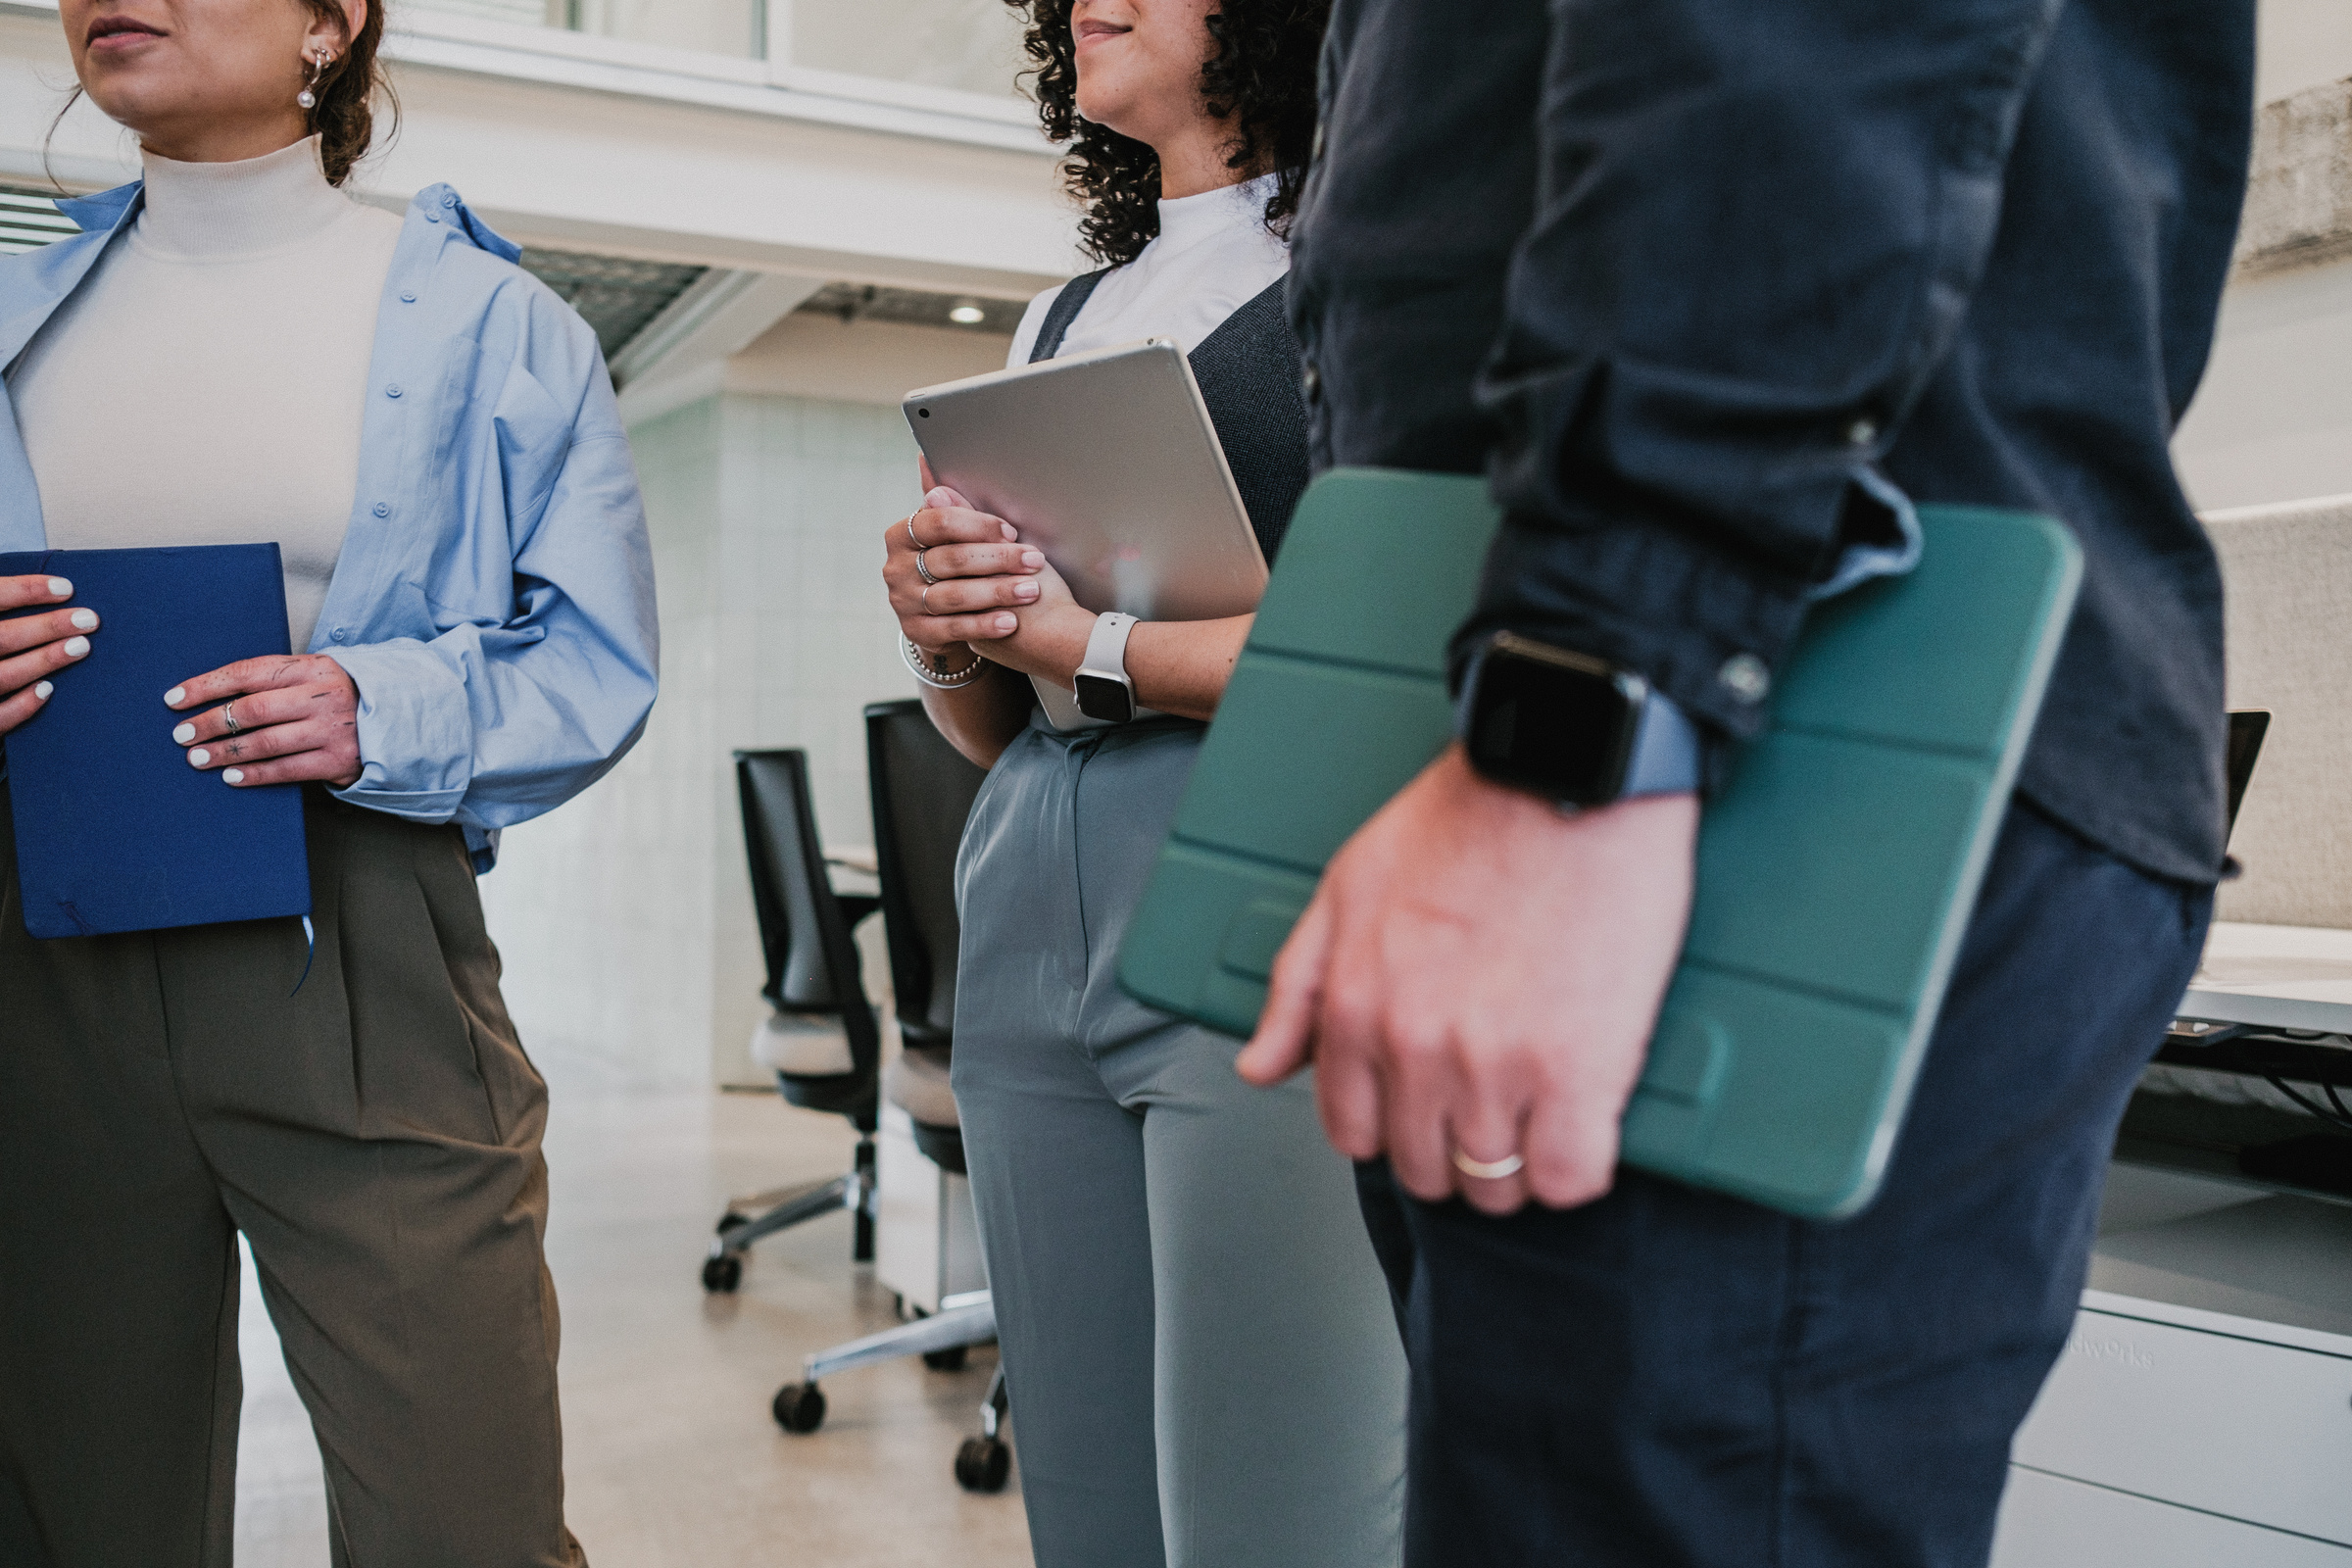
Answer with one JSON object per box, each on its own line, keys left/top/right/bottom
{"left": 1074, "top": 612, "right": 1142, "bottom": 724}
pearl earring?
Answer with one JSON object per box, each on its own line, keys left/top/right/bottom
{"left": 298, "top": 47, "right": 331, "bottom": 111}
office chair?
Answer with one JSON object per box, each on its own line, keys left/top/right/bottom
{"left": 769, "top": 702, "right": 1012, "bottom": 1493}
{"left": 701, "top": 749, "right": 883, "bottom": 1294}
{"left": 865, "top": 699, "right": 988, "bottom": 1171}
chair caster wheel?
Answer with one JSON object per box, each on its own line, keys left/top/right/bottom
{"left": 701, "top": 1253, "right": 743, "bottom": 1294}
{"left": 773, "top": 1382, "right": 826, "bottom": 1434}
{"left": 955, "top": 1436, "right": 1010, "bottom": 1493}
{"left": 922, "top": 1346, "right": 969, "bottom": 1372}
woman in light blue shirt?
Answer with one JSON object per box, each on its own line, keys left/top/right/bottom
{"left": 0, "top": 3, "right": 651, "bottom": 1562}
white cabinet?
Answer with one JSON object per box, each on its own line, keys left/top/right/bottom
{"left": 1992, "top": 1468, "right": 2352, "bottom": 1568}
{"left": 1993, "top": 1165, "right": 2352, "bottom": 1565}
{"left": 2009, "top": 1306, "right": 2352, "bottom": 1545}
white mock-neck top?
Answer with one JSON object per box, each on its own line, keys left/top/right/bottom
{"left": 1008, "top": 172, "right": 1290, "bottom": 365}
{"left": 8, "top": 136, "right": 405, "bottom": 652}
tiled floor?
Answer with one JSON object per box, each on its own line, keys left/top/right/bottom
{"left": 230, "top": 1045, "right": 1033, "bottom": 1567}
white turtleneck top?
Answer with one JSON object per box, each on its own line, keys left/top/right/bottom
{"left": 7, "top": 136, "right": 404, "bottom": 653}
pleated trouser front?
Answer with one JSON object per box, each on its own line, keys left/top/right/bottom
{"left": 0, "top": 783, "right": 585, "bottom": 1568}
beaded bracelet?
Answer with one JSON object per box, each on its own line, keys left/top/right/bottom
{"left": 902, "top": 636, "right": 989, "bottom": 690}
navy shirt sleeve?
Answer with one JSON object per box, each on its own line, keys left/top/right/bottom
{"left": 1457, "top": 0, "right": 2066, "bottom": 740}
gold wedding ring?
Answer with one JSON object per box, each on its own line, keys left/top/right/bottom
{"left": 1451, "top": 1149, "right": 1526, "bottom": 1181}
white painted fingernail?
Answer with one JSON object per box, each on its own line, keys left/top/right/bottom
{"left": 69, "top": 609, "right": 96, "bottom": 631}
{"left": 173, "top": 722, "right": 196, "bottom": 744}
{"left": 189, "top": 748, "right": 211, "bottom": 766}
{"left": 222, "top": 768, "right": 245, "bottom": 785}
{"left": 165, "top": 686, "right": 186, "bottom": 707}
{"left": 46, "top": 577, "right": 70, "bottom": 598}
{"left": 63, "top": 636, "right": 88, "bottom": 658}
{"left": 32, "top": 681, "right": 52, "bottom": 701}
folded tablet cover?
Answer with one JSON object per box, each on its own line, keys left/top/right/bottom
{"left": 1116, "top": 468, "right": 2082, "bottom": 1218}
{"left": 0, "top": 544, "right": 311, "bottom": 939}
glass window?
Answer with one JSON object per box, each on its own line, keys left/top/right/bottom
{"left": 565, "top": 0, "right": 767, "bottom": 59}
{"left": 407, "top": 0, "right": 765, "bottom": 60}
{"left": 787, "top": 0, "right": 1027, "bottom": 98}
{"left": 406, "top": 0, "right": 1031, "bottom": 89}
{"left": 417, "top": 0, "right": 564, "bottom": 28}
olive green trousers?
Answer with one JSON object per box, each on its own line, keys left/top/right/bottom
{"left": 0, "top": 785, "right": 585, "bottom": 1568}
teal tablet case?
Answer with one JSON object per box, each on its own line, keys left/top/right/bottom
{"left": 1115, "top": 468, "right": 2082, "bottom": 1219}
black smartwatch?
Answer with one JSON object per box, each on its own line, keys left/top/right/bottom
{"left": 1460, "top": 632, "right": 1702, "bottom": 807}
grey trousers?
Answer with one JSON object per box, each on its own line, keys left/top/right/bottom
{"left": 954, "top": 717, "right": 1406, "bottom": 1568}
{"left": 0, "top": 786, "right": 585, "bottom": 1568}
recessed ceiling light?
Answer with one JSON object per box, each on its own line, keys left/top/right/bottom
{"left": 949, "top": 300, "right": 987, "bottom": 326}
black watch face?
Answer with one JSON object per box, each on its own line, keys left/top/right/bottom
{"left": 1466, "top": 646, "right": 1638, "bottom": 805}
{"left": 1074, "top": 673, "right": 1137, "bottom": 723}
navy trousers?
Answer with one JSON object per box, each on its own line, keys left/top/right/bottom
{"left": 1357, "top": 801, "right": 2211, "bottom": 1567}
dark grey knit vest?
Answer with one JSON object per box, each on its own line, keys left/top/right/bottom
{"left": 1028, "top": 269, "right": 1309, "bottom": 564}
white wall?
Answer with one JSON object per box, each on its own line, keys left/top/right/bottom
{"left": 2176, "top": 263, "right": 2352, "bottom": 513}
{"left": 479, "top": 363, "right": 1007, "bottom": 1087}
{"left": 2256, "top": 0, "right": 2352, "bottom": 105}
{"left": 2173, "top": 0, "right": 2352, "bottom": 514}
{"left": 477, "top": 398, "right": 728, "bottom": 1088}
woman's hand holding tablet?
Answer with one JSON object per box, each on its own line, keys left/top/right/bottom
{"left": 883, "top": 478, "right": 1049, "bottom": 659}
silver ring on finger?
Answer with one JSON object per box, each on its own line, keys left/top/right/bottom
{"left": 221, "top": 701, "right": 242, "bottom": 736}
{"left": 1451, "top": 1148, "right": 1525, "bottom": 1181}
{"left": 903, "top": 514, "right": 922, "bottom": 551}
{"left": 920, "top": 583, "right": 936, "bottom": 615}
{"left": 914, "top": 547, "right": 939, "bottom": 586}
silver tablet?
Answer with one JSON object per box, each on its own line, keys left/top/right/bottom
{"left": 904, "top": 338, "right": 1270, "bottom": 730}
{"left": 903, "top": 338, "right": 1269, "bottom": 625}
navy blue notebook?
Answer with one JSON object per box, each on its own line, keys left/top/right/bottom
{"left": 0, "top": 545, "right": 311, "bottom": 939}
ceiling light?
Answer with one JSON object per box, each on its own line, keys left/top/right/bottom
{"left": 949, "top": 300, "right": 987, "bottom": 326}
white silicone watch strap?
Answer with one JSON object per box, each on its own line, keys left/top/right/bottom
{"left": 1080, "top": 612, "right": 1139, "bottom": 688}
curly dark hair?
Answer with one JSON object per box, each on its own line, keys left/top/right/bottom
{"left": 1008, "top": 1, "right": 1329, "bottom": 268}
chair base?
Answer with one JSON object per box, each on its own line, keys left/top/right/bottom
{"left": 955, "top": 1362, "right": 1013, "bottom": 1493}
{"left": 700, "top": 1137, "right": 877, "bottom": 1293}
{"left": 771, "top": 1293, "right": 1011, "bottom": 1491}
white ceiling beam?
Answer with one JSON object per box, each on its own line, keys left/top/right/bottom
{"left": 612, "top": 269, "right": 825, "bottom": 385}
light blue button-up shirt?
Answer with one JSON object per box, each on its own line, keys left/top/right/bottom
{"left": 0, "top": 181, "right": 660, "bottom": 871}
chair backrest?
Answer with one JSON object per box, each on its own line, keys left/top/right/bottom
{"left": 736, "top": 749, "right": 881, "bottom": 1084}
{"left": 865, "top": 701, "right": 991, "bottom": 1050}
{"left": 2208, "top": 496, "right": 2352, "bottom": 927}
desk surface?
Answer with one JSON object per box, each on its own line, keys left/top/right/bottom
{"left": 2180, "top": 921, "right": 2352, "bottom": 1034}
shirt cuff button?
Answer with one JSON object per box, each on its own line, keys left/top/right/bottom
{"left": 1719, "top": 653, "right": 1771, "bottom": 704}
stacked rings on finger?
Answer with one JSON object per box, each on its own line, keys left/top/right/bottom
{"left": 914, "top": 548, "right": 940, "bottom": 586}
{"left": 221, "top": 701, "right": 243, "bottom": 736}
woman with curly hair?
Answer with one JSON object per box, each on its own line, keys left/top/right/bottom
{"left": 876, "top": 3, "right": 1403, "bottom": 1564}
